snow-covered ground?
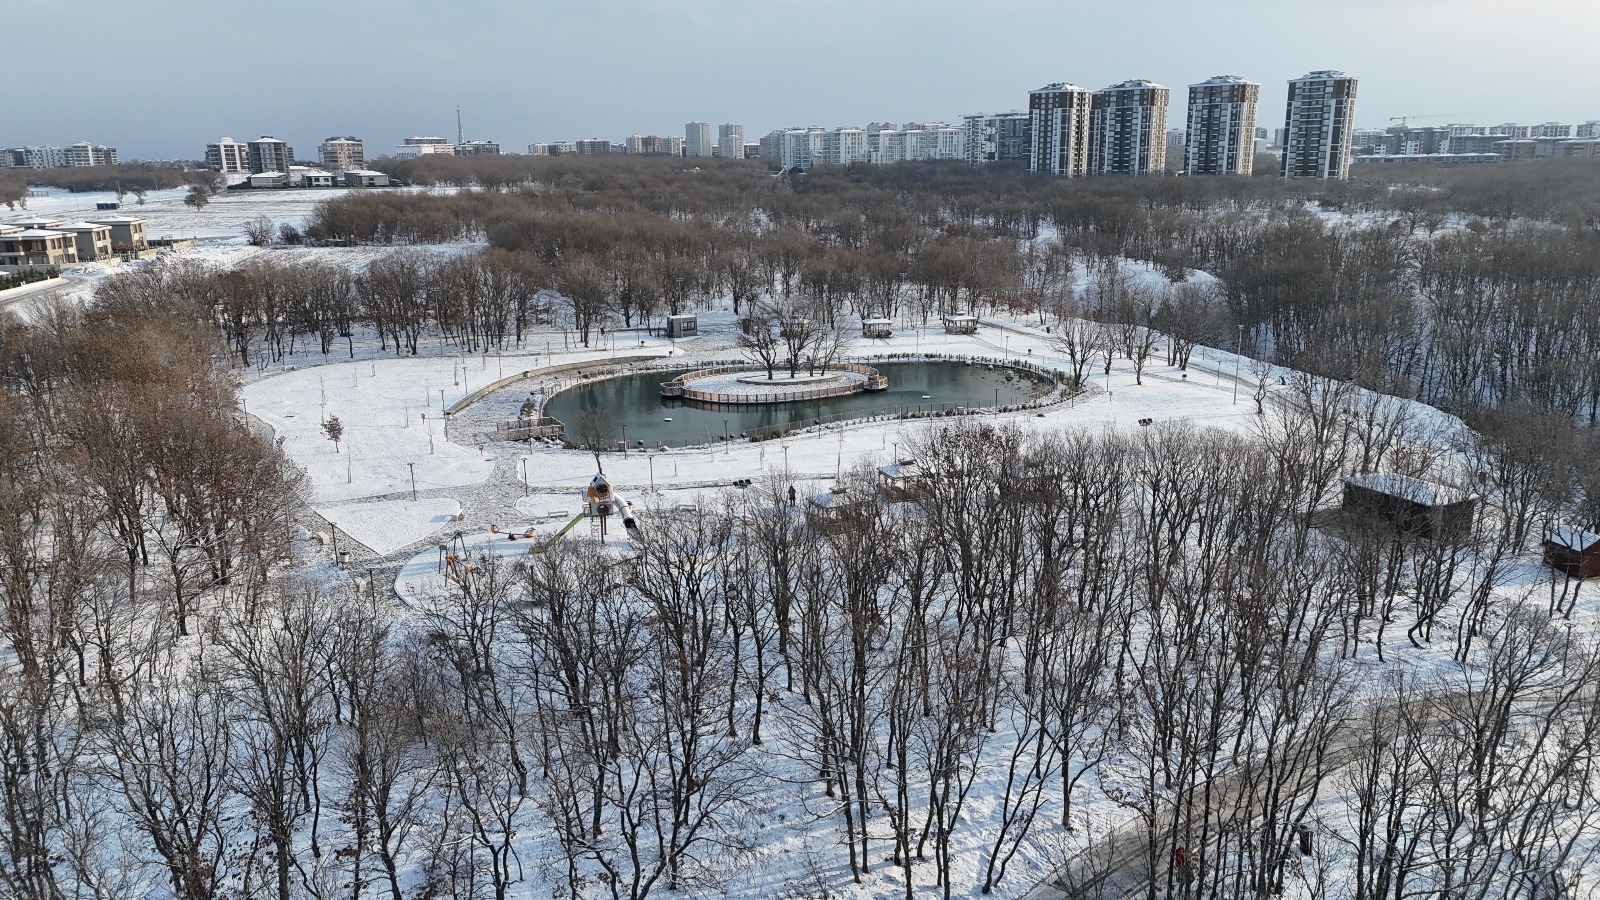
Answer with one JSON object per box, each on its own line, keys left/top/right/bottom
{"left": 314, "top": 497, "right": 462, "bottom": 556}
{"left": 50, "top": 209, "right": 1564, "bottom": 897}
{"left": 682, "top": 368, "right": 867, "bottom": 397}
{"left": 2, "top": 184, "right": 417, "bottom": 241}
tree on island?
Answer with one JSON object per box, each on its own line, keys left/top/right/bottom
{"left": 738, "top": 313, "right": 783, "bottom": 380}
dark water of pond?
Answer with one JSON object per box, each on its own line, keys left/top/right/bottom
{"left": 544, "top": 361, "right": 1051, "bottom": 448}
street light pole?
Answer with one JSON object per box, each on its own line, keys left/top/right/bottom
{"left": 1232, "top": 324, "right": 1243, "bottom": 405}
{"left": 407, "top": 462, "right": 417, "bottom": 501}
{"left": 521, "top": 458, "right": 528, "bottom": 497}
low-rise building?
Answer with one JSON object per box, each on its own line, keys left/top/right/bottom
{"left": 249, "top": 172, "right": 292, "bottom": 188}
{"left": 1350, "top": 152, "right": 1503, "bottom": 166}
{"left": 1544, "top": 526, "right": 1600, "bottom": 579}
{"left": 289, "top": 166, "right": 337, "bottom": 187}
{"left": 393, "top": 139, "right": 456, "bottom": 158}
{"left": 342, "top": 169, "right": 393, "bottom": 187}
{"left": 0, "top": 229, "right": 79, "bottom": 269}
{"left": 455, "top": 140, "right": 501, "bottom": 156}
{"left": 86, "top": 215, "right": 149, "bottom": 252}
{"left": 55, "top": 222, "right": 114, "bottom": 261}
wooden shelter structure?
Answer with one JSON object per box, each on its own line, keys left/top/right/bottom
{"left": 1342, "top": 473, "right": 1477, "bottom": 542}
{"left": 1543, "top": 526, "right": 1600, "bottom": 579}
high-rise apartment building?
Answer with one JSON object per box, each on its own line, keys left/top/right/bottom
{"left": 963, "top": 113, "right": 1031, "bottom": 165}
{"left": 1164, "top": 129, "right": 1185, "bottom": 174}
{"left": 718, "top": 124, "right": 745, "bottom": 159}
{"left": 1028, "top": 83, "right": 1093, "bottom": 176}
{"left": 1184, "top": 75, "right": 1258, "bottom": 175}
{"left": 247, "top": 136, "right": 294, "bottom": 174}
{"left": 206, "top": 137, "right": 250, "bottom": 173}
{"left": 1280, "top": 70, "right": 1358, "bottom": 179}
{"left": 685, "top": 122, "right": 714, "bottom": 158}
{"left": 319, "top": 136, "right": 364, "bottom": 171}
{"left": 1089, "top": 80, "right": 1170, "bottom": 175}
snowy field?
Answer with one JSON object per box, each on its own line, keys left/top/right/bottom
{"left": 3, "top": 183, "right": 426, "bottom": 240}
{"left": 36, "top": 199, "right": 1584, "bottom": 897}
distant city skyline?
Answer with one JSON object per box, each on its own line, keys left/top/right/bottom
{"left": 4, "top": 0, "right": 1595, "bottom": 160}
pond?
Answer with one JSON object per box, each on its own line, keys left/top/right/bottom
{"left": 543, "top": 361, "right": 1053, "bottom": 448}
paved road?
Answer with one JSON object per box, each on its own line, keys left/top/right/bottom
{"left": 0, "top": 275, "right": 79, "bottom": 313}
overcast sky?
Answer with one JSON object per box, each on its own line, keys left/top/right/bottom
{"left": 6, "top": 0, "right": 1597, "bottom": 159}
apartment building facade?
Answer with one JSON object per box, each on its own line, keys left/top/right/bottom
{"left": 1184, "top": 75, "right": 1258, "bottom": 175}
{"left": 1281, "top": 70, "right": 1358, "bottom": 179}
{"left": 718, "top": 123, "right": 745, "bottom": 159}
{"left": 685, "top": 122, "right": 714, "bottom": 158}
{"left": 247, "top": 136, "right": 294, "bottom": 173}
{"left": 962, "top": 113, "right": 1031, "bottom": 165}
{"left": 62, "top": 142, "right": 118, "bottom": 167}
{"left": 205, "top": 137, "right": 251, "bottom": 173}
{"left": 1090, "top": 80, "right": 1170, "bottom": 175}
{"left": 319, "top": 137, "right": 364, "bottom": 171}
{"left": 1029, "top": 83, "right": 1093, "bottom": 176}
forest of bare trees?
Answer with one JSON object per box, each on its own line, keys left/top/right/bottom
{"left": 299, "top": 157, "right": 1600, "bottom": 423}
{"left": 3, "top": 155, "right": 1600, "bottom": 897}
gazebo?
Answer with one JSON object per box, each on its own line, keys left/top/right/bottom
{"left": 861, "top": 318, "right": 893, "bottom": 338}
{"left": 877, "top": 459, "right": 927, "bottom": 502}
{"left": 943, "top": 313, "right": 978, "bottom": 334}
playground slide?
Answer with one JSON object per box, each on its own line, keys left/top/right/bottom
{"left": 530, "top": 514, "right": 587, "bottom": 554}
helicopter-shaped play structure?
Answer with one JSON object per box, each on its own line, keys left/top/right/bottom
{"left": 585, "top": 461, "right": 641, "bottom": 543}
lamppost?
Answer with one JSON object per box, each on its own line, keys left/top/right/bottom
{"left": 994, "top": 387, "right": 1000, "bottom": 410}
{"left": 1232, "top": 325, "right": 1243, "bottom": 405}
{"left": 648, "top": 453, "right": 655, "bottom": 492}
{"left": 520, "top": 458, "right": 528, "bottom": 497}
{"left": 723, "top": 418, "right": 731, "bottom": 456}
{"left": 407, "top": 462, "right": 417, "bottom": 501}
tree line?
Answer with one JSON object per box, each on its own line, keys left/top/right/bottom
{"left": 297, "top": 156, "right": 1600, "bottom": 426}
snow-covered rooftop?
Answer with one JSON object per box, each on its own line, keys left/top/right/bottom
{"left": 2, "top": 228, "right": 70, "bottom": 238}
{"left": 1346, "top": 472, "right": 1473, "bottom": 507}
{"left": 1547, "top": 525, "right": 1600, "bottom": 552}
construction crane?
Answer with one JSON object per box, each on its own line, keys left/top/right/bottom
{"left": 1389, "top": 113, "right": 1471, "bottom": 128}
